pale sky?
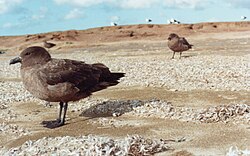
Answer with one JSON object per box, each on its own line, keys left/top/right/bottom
{"left": 0, "top": 0, "right": 249, "bottom": 36}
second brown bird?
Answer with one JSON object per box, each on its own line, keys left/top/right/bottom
{"left": 167, "top": 33, "right": 193, "bottom": 59}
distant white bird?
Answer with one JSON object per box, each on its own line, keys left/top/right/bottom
{"left": 146, "top": 18, "right": 152, "bottom": 23}
{"left": 241, "top": 16, "right": 247, "bottom": 20}
{"left": 175, "top": 21, "right": 181, "bottom": 24}
{"left": 168, "top": 18, "right": 181, "bottom": 24}
{"left": 110, "top": 22, "right": 118, "bottom": 26}
{"left": 170, "top": 18, "right": 175, "bottom": 23}
{"left": 167, "top": 19, "right": 172, "bottom": 24}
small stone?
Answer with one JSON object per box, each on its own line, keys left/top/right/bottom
{"left": 112, "top": 112, "right": 121, "bottom": 117}
{"left": 169, "top": 89, "right": 178, "bottom": 92}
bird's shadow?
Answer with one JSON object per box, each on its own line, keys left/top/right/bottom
{"left": 181, "top": 55, "right": 193, "bottom": 58}
{"left": 181, "top": 54, "right": 197, "bottom": 58}
{"left": 41, "top": 99, "right": 160, "bottom": 128}
{"left": 170, "top": 54, "right": 197, "bottom": 60}
{"left": 79, "top": 99, "right": 151, "bottom": 118}
{"left": 41, "top": 120, "right": 66, "bottom": 129}
{"left": 46, "top": 99, "right": 149, "bottom": 127}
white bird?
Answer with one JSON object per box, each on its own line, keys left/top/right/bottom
{"left": 168, "top": 18, "right": 181, "bottom": 24}
{"left": 175, "top": 21, "right": 181, "bottom": 24}
{"left": 110, "top": 22, "right": 118, "bottom": 26}
{"left": 146, "top": 18, "right": 152, "bottom": 23}
{"left": 241, "top": 16, "right": 247, "bottom": 20}
{"left": 170, "top": 18, "right": 175, "bottom": 23}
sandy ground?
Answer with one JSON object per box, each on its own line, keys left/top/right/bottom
{"left": 0, "top": 26, "right": 249, "bottom": 155}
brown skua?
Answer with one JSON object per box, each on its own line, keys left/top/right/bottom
{"left": 9, "top": 46, "right": 125, "bottom": 128}
{"left": 167, "top": 33, "right": 193, "bottom": 59}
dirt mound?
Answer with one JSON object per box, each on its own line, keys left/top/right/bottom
{"left": 24, "top": 30, "right": 79, "bottom": 42}
{"left": 0, "top": 21, "right": 249, "bottom": 52}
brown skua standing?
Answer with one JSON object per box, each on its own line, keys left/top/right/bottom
{"left": 167, "top": 33, "right": 193, "bottom": 59}
{"left": 10, "top": 46, "right": 125, "bottom": 128}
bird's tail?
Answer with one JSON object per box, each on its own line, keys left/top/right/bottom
{"left": 188, "top": 44, "right": 193, "bottom": 49}
{"left": 92, "top": 63, "right": 125, "bottom": 83}
{"left": 90, "top": 72, "right": 125, "bottom": 92}
{"left": 91, "top": 63, "right": 125, "bottom": 92}
{"left": 110, "top": 73, "right": 125, "bottom": 81}
{"left": 103, "top": 72, "right": 125, "bottom": 85}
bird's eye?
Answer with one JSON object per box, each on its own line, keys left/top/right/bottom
{"left": 25, "top": 52, "right": 31, "bottom": 55}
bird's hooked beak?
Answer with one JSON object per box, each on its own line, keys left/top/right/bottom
{"left": 167, "top": 37, "right": 171, "bottom": 40}
{"left": 9, "top": 56, "right": 22, "bottom": 65}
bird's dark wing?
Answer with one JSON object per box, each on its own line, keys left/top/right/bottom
{"left": 39, "top": 59, "right": 102, "bottom": 91}
{"left": 179, "top": 37, "right": 190, "bottom": 45}
{"left": 180, "top": 37, "right": 193, "bottom": 47}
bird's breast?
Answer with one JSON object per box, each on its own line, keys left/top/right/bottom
{"left": 21, "top": 67, "right": 81, "bottom": 102}
{"left": 47, "top": 83, "right": 80, "bottom": 102}
{"left": 21, "top": 67, "right": 50, "bottom": 101}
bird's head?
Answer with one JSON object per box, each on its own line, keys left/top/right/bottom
{"left": 168, "top": 33, "right": 179, "bottom": 40}
{"left": 10, "top": 46, "right": 51, "bottom": 67}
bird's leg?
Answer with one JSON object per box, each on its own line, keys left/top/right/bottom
{"left": 171, "top": 52, "right": 175, "bottom": 59}
{"left": 179, "top": 52, "right": 182, "bottom": 59}
{"left": 41, "top": 102, "right": 67, "bottom": 128}
{"left": 57, "top": 102, "right": 63, "bottom": 123}
{"left": 57, "top": 102, "right": 68, "bottom": 126}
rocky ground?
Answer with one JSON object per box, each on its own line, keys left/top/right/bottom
{"left": 0, "top": 26, "right": 249, "bottom": 155}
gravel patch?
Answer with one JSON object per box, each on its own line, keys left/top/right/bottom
{"left": 0, "top": 109, "right": 18, "bottom": 121}
{"left": 0, "top": 135, "right": 172, "bottom": 156}
{"left": 77, "top": 99, "right": 250, "bottom": 125}
{"left": 0, "top": 62, "right": 20, "bottom": 79}
{"left": 0, "top": 103, "right": 8, "bottom": 109}
{"left": 0, "top": 81, "right": 42, "bottom": 121}
{"left": 0, "top": 81, "right": 35, "bottom": 104}
{"left": 226, "top": 146, "right": 250, "bottom": 156}
{"left": 0, "top": 122, "right": 31, "bottom": 137}
{"left": 113, "top": 55, "right": 250, "bottom": 91}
